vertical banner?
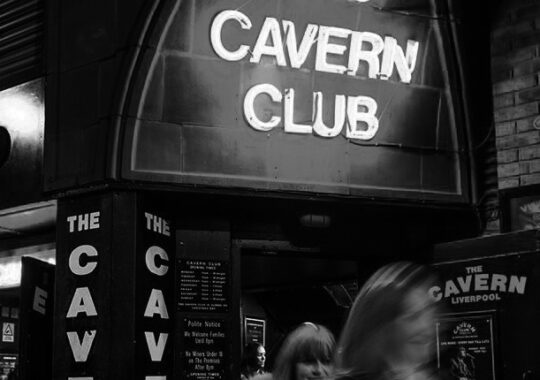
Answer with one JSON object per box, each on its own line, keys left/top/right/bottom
{"left": 53, "top": 194, "right": 113, "bottom": 379}
{"left": 436, "top": 314, "right": 496, "bottom": 380}
{"left": 18, "top": 257, "right": 55, "bottom": 380}
{"left": 136, "top": 203, "right": 175, "bottom": 379}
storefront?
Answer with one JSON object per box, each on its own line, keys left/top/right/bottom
{"left": 433, "top": 230, "right": 540, "bottom": 380}
{"left": 0, "top": 0, "right": 494, "bottom": 379}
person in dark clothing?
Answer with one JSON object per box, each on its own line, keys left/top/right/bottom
{"left": 241, "top": 342, "right": 267, "bottom": 380}
{"left": 450, "top": 347, "right": 475, "bottom": 380}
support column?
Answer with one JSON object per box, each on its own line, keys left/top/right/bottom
{"left": 52, "top": 192, "right": 174, "bottom": 380}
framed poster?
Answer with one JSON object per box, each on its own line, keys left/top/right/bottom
{"left": 436, "top": 313, "right": 496, "bottom": 380}
{"left": 244, "top": 318, "right": 265, "bottom": 347}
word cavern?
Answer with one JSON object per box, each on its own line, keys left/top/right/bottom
{"left": 210, "top": 9, "right": 420, "bottom": 140}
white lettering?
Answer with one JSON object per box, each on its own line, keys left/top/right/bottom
{"left": 69, "top": 245, "right": 98, "bottom": 276}
{"left": 428, "top": 286, "right": 442, "bottom": 301}
{"left": 380, "top": 37, "right": 419, "bottom": 83}
{"left": 491, "top": 274, "right": 507, "bottom": 292}
{"left": 444, "top": 280, "right": 460, "bottom": 297}
{"left": 315, "top": 26, "right": 350, "bottom": 74}
{"left": 474, "top": 273, "right": 489, "bottom": 291}
{"left": 210, "top": 10, "right": 252, "bottom": 61}
{"left": 284, "top": 88, "right": 312, "bottom": 134}
{"left": 145, "top": 246, "right": 169, "bottom": 276}
{"left": 67, "top": 330, "right": 97, "bottom": 362}
{"left": 250, "top": 17, "right": 286, "bottom": 66}
{"left": 346, "top": 96, "right": 379, "bottom": 140}
{"left": 244, "top": 84, "right": 282, "bottom": 131}
{"left": 312, "top": 92, "right": 346, "bottom": 138}
{"left": 347, "top": 32, "right": 384, "bottom": 78}
{"left": 456, "top": 276, "right": 472, "bottom": 293}
{"left": 509, "top": 276, "right": 527, "bottom": 294}
{"left": 283, "top": 21, "right": 318, "bottom": 69}
{"left": 144, "top": 289, "right": 169, "bottom": 319}
{"left": 67, "top": 287, "right": 97, "bottom": 318}
{"left": 145, "top": 332, "right": 169, "bottom": 362}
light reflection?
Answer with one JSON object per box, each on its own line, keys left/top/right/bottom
{"left": 0, "top": 80, "right": 44, "bottom": 140}
{"left": 0, "top": 250, "right": 55, "bottom": 289}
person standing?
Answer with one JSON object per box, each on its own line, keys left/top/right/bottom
{"left": 242, "top": 342, "right": 267, "bottom": 380}
{"left": 450, "top": 347, "right": 475, "bottom": 380}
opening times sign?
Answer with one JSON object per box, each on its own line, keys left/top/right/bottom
{"left": 177, "top": 260, "right": 230, "bottom": 313}
{"left": 436, "top": 314, "right": 496, "bottom": 380}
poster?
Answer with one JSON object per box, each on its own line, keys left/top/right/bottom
{"left": 436, "top": 314, "right": 496, "bottom": 380}
{"left": 244, "top": 318, "right": 265, "bottom": 347}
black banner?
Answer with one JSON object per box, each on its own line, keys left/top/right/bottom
{"left": 18, "top": 257, "right": 55, "bottom": 380}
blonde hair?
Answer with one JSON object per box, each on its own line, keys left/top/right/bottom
{"left": 334, "top": 262, "right": 436, "bottom": 379}
{"left": 273, "top": 322, "right": 335, "bottom": 380}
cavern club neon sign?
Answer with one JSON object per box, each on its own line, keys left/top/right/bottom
{"left": 210, "top": 9, "right": 420, "bottom": 140}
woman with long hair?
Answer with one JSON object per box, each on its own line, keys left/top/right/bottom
{"left": 334, "top": 262, "right": 440, "bottom": 380}
{"left": 270, "top": 322, "right": 336, "bottom": 380}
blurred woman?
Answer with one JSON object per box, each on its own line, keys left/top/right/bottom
{"left": 241, "top": 342, "right": 267, "bottom": 380}
{"left": 334, "top": 262, "right": 440, "bottom": 380}
{"left": 270, "top": 322, "right": 336, "bottom": 380}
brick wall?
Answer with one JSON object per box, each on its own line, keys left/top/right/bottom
{"left": 492, "top": 0, "right": 540, "bottom": 191}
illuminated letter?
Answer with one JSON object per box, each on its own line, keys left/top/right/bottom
{"left": 250, "top": 17, "right": 286, "bottom": 66}
{"left": 145, "top": 332, "right": 169, "bottom": 362}
{"left": 315, "top": 26, "right": 350, "bottom": 74}
{"left": 346, "top": 96, "right": 379, "bottom": 140}
{"left": 347, "top": 32, "right": 384, "bottom": 78}
{"left": 210, "top": 10, "right": 252, "bottom": 61}
{"left": 144, "top": 289, "right": 170, "bottom": 319}
{"left": 67, "top": 287, "right": 97, "bottom": 318}
{"left": 284, "top": 88, "right": 312, "bottom": 134}
{"left": 67, "top": 330, "right": 96, "bottom": 362}
{"left": 283, "top": 21, "right": 318, "bottom": 69}
{"left": 244, "top": 84, "right": 282, "bottom": 131}
{"left": 145, "top": 246, "right": 169, "bottom": 276}
{"left": 69, "top": 245, "right": 98, "bottom": 276}
{"left": 509, "top": 276, "right": 527, "bottom": 294}
{"left": 380, "top": 37, "right": 419, "bottom": 83}
{"left": 428, "top": 286, "right": 442, "bottom": 301}
{"left": 312, "top": 92, "right": 346, "bottom": 137}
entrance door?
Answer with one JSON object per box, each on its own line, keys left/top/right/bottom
{"left": 238, "top": 241, "right": 360, "bottom": 371}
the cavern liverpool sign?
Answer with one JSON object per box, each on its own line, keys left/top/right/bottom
{"left": 122, "top": 0, "right": 471, "bottom": 202}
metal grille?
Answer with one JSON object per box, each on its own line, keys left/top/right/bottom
{"left": 0, "top": 0, "right": 44, "bottom": 89}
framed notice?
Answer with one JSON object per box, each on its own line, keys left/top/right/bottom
{"left": 244, "top": 318, "right": 265, "bottom": 347}
{"left": 177, "top": 260, "right": 230, "bottom": 313}
{"left": 436, "top": 313, "right": 496, "bottom": 380}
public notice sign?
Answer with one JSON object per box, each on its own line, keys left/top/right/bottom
{"left": 177, "top": 260, "right": 230, "bottom": 313}
{"left": 436, "top": 314, "right": 496, "bottom": 380}
{"left": 181, "top": 318, "right": 228, "bottom": 380}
